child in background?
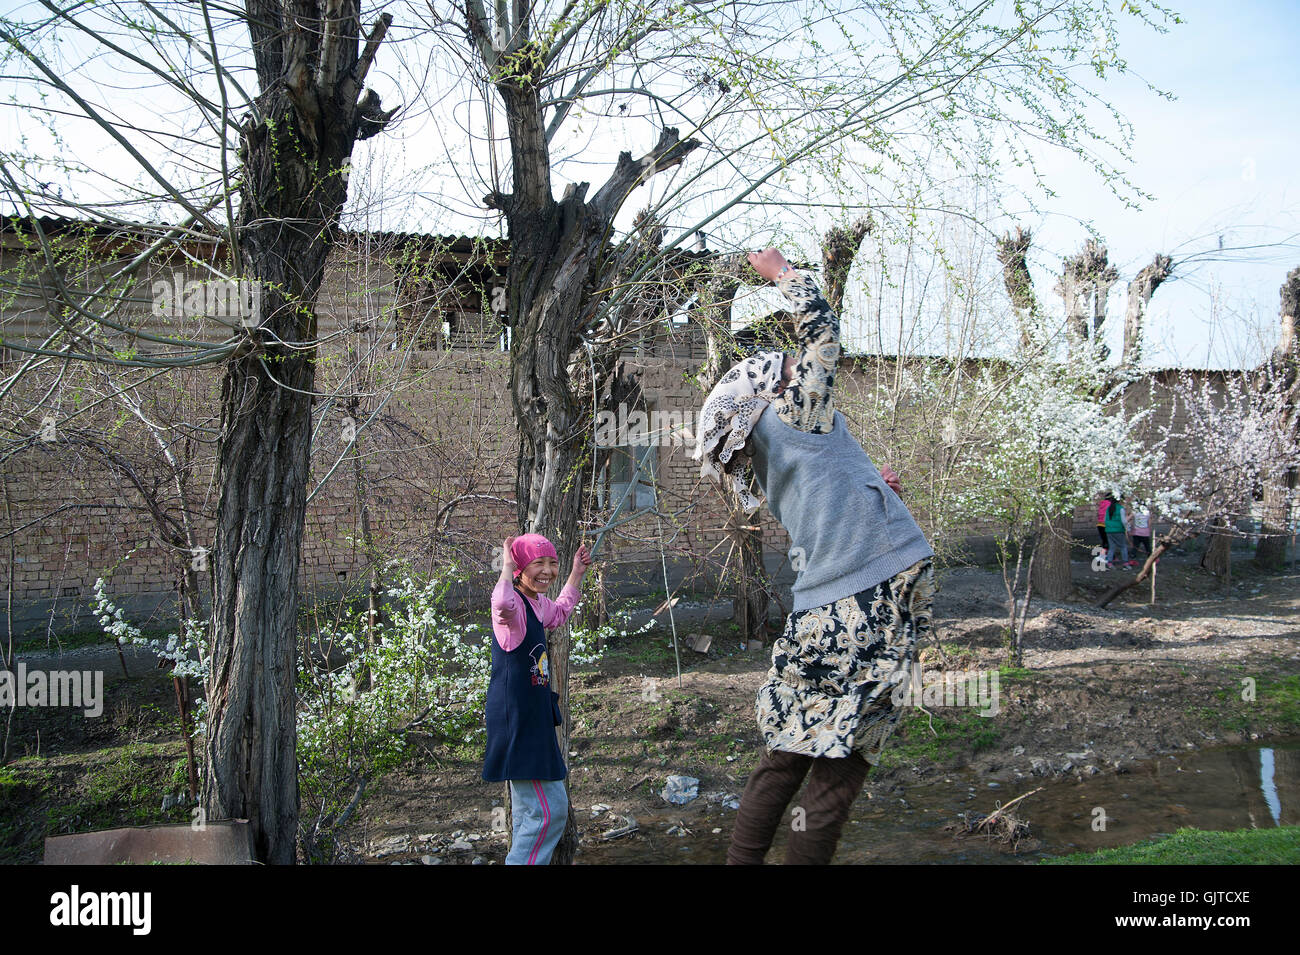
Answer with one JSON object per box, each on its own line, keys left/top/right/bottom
{"left": 1104, "top": 494, "right": 1130, "bottom": 568}
{"left": 1132, "top": 502, "right": 1154, "bottom": 561}
{"left": 1096, "top": 496, "right": 1111, "bottom": 554}
{"left": 484, "top": 533, "right": 593, "bottom": 865}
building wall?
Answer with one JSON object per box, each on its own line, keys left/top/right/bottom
{"left": 0, "top": 231, "right": 1242, "bottom": 636}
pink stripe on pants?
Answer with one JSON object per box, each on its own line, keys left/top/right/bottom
{"left": 526, "top": 780, "right": 551, "bottom": 865}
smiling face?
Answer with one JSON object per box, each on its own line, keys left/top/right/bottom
{"left": 517, "top": 555, "right": 560, "bottom": 597}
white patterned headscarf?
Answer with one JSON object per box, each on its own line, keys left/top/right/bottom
{"left": 691, "top": 350, "right": 785, "bottom": 514}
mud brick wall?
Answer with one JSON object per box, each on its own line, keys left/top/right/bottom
{"left": 0, "top": 232, "right": 1243, "bottom": 635}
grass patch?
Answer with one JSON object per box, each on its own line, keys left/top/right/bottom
{"left": 1258, "top": 674, "right": 1300, "bottom": 728}
{"left": 608, "top": 634, "right": 681, "bottom": 669}
{"left": 1194, "top": 673, "right": 1300, "bottom": 735}
{"left": 0, "top": 741, "right": 190, "bottom": 864}
{"left": 878, "top": 705, "right": 1001, "bottom": 769}
{"left": 998, "top": 664, "right": 1033, "bottom": 683}
{"left": 12, "top": 628, "right": 143, "bottom": 655}
{"left": 1041, "top": 826, "right": 1300, "bottom": 864}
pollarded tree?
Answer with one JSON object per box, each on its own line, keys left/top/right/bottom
{"left": 997, "top": 226, "right": 1040, "bottom": 351}
{"left": 1121, "top": 253, "right": 1174, "bottom": 366}
{"left": 1039, "top": 239, "right": 1119, "bottom": 600}
{"left": 1056, "top": 239, "right": 1119, "bottom": 359}
{"left": 189, "top": 1, "right": 398, "bottom": 867}
{"left": 992, "top": 228, "right": 1170, "bottom": 601}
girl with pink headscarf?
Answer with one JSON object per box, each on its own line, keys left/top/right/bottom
{"left": 484, "top": 533, "right": 594, "bottom": 864}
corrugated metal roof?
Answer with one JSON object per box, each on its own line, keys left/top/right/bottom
{"left": 1, "top": 214, "right": 510, "bottom": 254}
{"left": 1, "top": 214, "right": 718, "bottom": 261}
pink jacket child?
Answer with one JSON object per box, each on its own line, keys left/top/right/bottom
{"left": 483, "top": 533, "right": 594, "bottom": 865}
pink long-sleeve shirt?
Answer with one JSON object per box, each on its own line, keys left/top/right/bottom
{"left": 490, "top": 576, "right": 581, "bottom": 651}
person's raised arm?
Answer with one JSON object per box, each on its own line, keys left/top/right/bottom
{"left": 490, "top": 537, "right": 525, "bottom": 650}
{"left": 540, "top": 544, "right": 594, "bottom": 630}
{"left": 748, "top": 248, "right": 841, "bottom": 434}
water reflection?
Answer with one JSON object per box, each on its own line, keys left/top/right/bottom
{"left": 1260, "top": 748, "right": 1281, "bottom": 826}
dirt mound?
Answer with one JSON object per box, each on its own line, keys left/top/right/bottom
{"left": 1026, "top": 608, "right": 1155, "bottom": 650}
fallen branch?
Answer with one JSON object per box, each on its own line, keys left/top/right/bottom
{"left": 980, "top": 786, "right": 1043, "bottom": 827}
{"left": 1095, "top": 532, "right": 1185, "bottom": 608}
{"left": 601, "top": 815, "right": 639, "bottom": 841}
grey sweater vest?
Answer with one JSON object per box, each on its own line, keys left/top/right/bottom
{"left": 748, "top": 407, "right": 933, "bottom": 612}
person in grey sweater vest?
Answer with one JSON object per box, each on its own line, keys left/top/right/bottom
{"left": 694, "top": 247, "right": 936, "bottom": 864}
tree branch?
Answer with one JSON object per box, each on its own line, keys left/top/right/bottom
{"left": 589, "top": 126, "right": 701, "bottom": 223}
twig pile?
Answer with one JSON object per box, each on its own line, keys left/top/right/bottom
{"left": 947, "top": 787, "right": 1043, "bottom": 852}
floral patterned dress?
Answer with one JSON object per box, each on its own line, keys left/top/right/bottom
{"left": 756, "top": 269, "right": 935, "bottom": 764}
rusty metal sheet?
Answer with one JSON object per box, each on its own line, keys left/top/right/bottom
{"left": 44, "top": 820, "right": 255, "bottom": 865}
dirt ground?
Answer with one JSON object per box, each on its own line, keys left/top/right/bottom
{"left": 340, "top": 550, "right": 1300, "bottom": 864}
{"left": 3, "top": 549, "right": 1296, "bottom": 864}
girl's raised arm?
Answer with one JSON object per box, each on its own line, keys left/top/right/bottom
{"left": 539, "top": 543, "right": 592, "bottom": 629}
{"left": 491, "top": 537, "right": 525, "bottom": 650}
{"left": 490, "top": 576, "right": 527, "bottom": 650}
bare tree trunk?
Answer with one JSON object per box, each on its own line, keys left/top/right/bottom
{"left": 173, "top": 675, "right": 200, "bottom": 800}
{"left": 999, "top": 537, "right": 1035, "bottom": 667}
{"left": 1093, "top": 270, "right": 1117, "bottom": 346}
{"left": 1256, "top": 470, "right": 1296, "bottom": 570}
{"left": 1202, "top": 517, "right": 1232, "bottom": 581}
{"left": 730, "top": 508, "right": 769, "bottom": 647}
{"left": 477, "top": 4, "right": 700, "bottom": 863}
{"left": 1056, "top": 255, "right": 1090, "bottom": 348}
{"left": 996, "top": 229, "right": 1069, "bottom": 604}
{"left": 204, "top": 4, "right": 394, "bottom": 865}
{"left": 1122, "top": 254, "right": 1173, "bottom": 366}
{"left": 1057, "top": 240, "right": 1119, "bottom": 357}
{"left": 821, "top": 217, "right": 872, "bottom": 315}
{"left": 1015, "top": 545, "right": 1037, "bottom": 668}
{"left": 344, "top": 393, "right": 384, "bottom": 651}
{"left": 208, "top": 349, "right": 316, "bottom": 864}
{"left": 695, "top": 260, "right": 772, "bottom": 644}
{"left": 1031, "top": 511, "right": 1074, "bottom": 601}
{"left": 495, "top": 119, "right": 698, "bottom": 862}
{"left": 699, "top": 274, "right": 742, "bottom": 388}
{"left": 577, "top": 564, "right": 609, "bottom": 633}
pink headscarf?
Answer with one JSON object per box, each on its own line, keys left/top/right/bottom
{"left": 510, "top": 533, "right": 558, "bottom": 578}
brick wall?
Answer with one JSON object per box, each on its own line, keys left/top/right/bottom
{"left": 0, "top": 234, "right": 1243, "bottom": 635}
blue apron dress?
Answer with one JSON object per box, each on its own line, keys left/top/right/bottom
{"left": 482, "top": 588, "right": 567, "bottom": 782}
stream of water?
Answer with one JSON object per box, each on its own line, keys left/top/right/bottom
{"left": 583, "top": 741, "right": 1300, "bottom": 864}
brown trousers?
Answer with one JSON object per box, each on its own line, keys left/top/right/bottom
{"left": 726, "top": 747, "right": 870, "bottom": 864}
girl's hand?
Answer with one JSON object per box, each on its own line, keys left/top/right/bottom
{"left": 501, "top": 537, "right": 517, "bottom": 577}
{"left": 748, "top": 248, "right": 792, "bottom": 284}
{"left": 880, "top": 464, "right": 902, "bottom": 495}
{"left": 571, "top": 543, "right": 593, "bottom": 578}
